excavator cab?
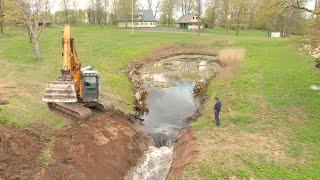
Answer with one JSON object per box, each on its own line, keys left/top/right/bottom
{"left": 81, "top": 66, "right": 100, "bottom": 103}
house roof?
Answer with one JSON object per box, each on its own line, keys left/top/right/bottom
{"left": 177, "top": 13, "right": 198, "bottom": 23}
{"left": 117, "top": 10, "right": 156, "bottom": 22}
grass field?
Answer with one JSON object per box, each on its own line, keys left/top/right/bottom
{"left": 186, "top": 32, "right": 320, "bottom": 179}
{"left": 0, "top": 25, "right": 319, "bottom": 179}
{"left": 0, "top": 25, "right": 223, "bottom": 128}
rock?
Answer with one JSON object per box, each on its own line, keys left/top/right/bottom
{"left": 310, "top": 84, "right": 320, "bottom": 91}
{"left": 0, "top": 99, "right": 9, "bottom": 105}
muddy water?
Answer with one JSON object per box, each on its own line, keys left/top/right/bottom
{"left": 126, "top": 55, "right": 219, "bottom": 180}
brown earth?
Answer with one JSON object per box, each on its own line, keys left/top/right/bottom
{"left": 0, "top": 111, "right": 150, "bottom": 180}
{"left": 0, "top": 125, "right": 41, "bottom": 179}
{"left": 167, "top": 127, "right": 199, "bottom": 179}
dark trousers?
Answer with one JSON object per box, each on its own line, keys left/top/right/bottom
{"left": 214, "top": 112, "right": 220, "bottom": 126}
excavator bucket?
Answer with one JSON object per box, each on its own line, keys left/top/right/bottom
{"left": 43, "top": 81, "right": 78, "bottom": 103}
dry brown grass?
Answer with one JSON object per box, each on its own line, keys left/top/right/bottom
{"left": 216, "top": 48, "right": 246, "bottom": 81}
{"left": 218, "top": 47, "right": 246, "bottom": 65}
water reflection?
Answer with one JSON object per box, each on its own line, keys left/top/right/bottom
{"left": 142, "top": 83, "right": 196, "bottom": 138}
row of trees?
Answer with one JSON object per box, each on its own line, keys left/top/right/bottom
{"left": 0, "top": 0, "right": 319, "bottom": 60}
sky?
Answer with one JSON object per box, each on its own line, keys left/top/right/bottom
{"left": 50, "top": 0, "right": 317, "bottom": 14}
{"left": 50, "top": 0, "right": 150, "bottom": 12}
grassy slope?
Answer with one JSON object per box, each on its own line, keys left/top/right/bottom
{"left": 0, "top": 25, "right": 221, "bottom": 128}
{"left": 186, "top": 34, "right": 320, "bottom": 179}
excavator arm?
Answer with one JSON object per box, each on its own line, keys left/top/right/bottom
{"left": 43, "top": 25, "right": 82, "bottom": 103}
{"left": 62, "top": 25, "right": 83, "bottom": 100}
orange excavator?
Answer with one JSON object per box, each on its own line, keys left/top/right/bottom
{"left": 43, "top": 25, "right": 110, "bottom": 119}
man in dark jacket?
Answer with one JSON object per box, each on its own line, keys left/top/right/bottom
{"left": 214, "top": 97, "right": 222, "bottom": 126}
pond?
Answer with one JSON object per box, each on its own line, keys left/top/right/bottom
{"left": 125, "top": 55, "right": 220, "bottom": 180}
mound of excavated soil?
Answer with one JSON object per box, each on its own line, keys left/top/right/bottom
{"left": 1, "top": 111, "right": 150, "bottom": 180}
{"left": 0, "top": 125, "right": 41, "bottom": 179}
{"left": 167, "top": 127, "right": 199, "bottom": 179}
{"left": 40, "top": 111, "right": 150, "bottom": 180}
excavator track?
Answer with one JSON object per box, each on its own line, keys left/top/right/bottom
{"left": 48, "top": 102, "right": 92, "bottom": 120}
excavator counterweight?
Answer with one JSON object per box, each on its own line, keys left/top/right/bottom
{"left": 43, "top": 80, "right": 77, "bottom": 103}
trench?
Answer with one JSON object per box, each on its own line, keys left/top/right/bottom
{"left": 125, "top": 55, "right": 220, "bottom": 180}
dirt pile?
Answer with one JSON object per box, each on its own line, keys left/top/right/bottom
{"left": 299, "top": 44, "right": 320, "bottom": 68}
{"left": 0, "top": 111, "right": 150, "bottom": 180}
{"left": 0, "top": 99, "right": 9, "bottom": 105}
{"left": 188, "top": 75, "right": 216, "bottom": 122}
{"left": 40, "top": 111, "right": 150, "bottom": 180}
{"left": 167, "top": 127, "right": 199, "bottom": 179}
{"left": 0, "top": 125, "right": 41, "bottom": 179}
{"left": 127, "top": 62, "right": 149, "bottom": 115}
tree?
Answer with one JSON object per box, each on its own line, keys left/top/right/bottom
{"left": 204, "top": 0, "right": 220, "bottom": 28}
{"left": 160, "top": 0, "right": 177, "bottom": 26}
{"left": 14, "top": 0, "right": 51, "bottom": 60}
{"left": 222, "top": 0, "right": 229, "bottom": 34}
{"left": 115, "top": 0, "right": 137, "bottom": 28}
{"left": 147, "top": 0, "right": 160, "bottom": 18}
{"left": 61, "top": 0, "right": 71, "bottom": 24}
{"left": 179, "top": 0, "right": 194, "bottom": 15}
{"left": 0, "top": 0, "right": 4, "bottom": 36}
{"left": 196, "top": 0, "right": 201, "bottom": 36}
{"left": 95, "top": 0, "right": 104, "bottom": 26}
{"left": 231, "top": 0, "right": 248, "bottom": 36}
{"left": 110, "top": 0, "right": 119, "bottom": 24}
{"left": 104, "top": 0, "right": 108, "bottom": 24}
{"left": 284, "top": 0, "right": 320, "bottom": 15}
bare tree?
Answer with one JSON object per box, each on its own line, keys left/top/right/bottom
{"left": 147, "top": 0, "right": 160, "bottom": 18}
{"left": 284, "top": 0, "right": 320, "bottom": 15}
{"left": 179, "top": 0, "right": 194, "bottom": 15}
{"left": 223, "top": 0, "right": 229, "bottom": 34}
{"left": 0, "top": 0, "right": 4, "bottom": 36}
{"left": 95, "top": 0, "right": 104, "bottom": 26}
{"left": 61, "top": 0, "right": 71, "bottom": 24}
{"left": 104, "top": 0, "right": 108, "bottom": 23}
{"left": 14, "top": 0, "right": 51, "bottom": 60}
{"left": 196, "top": 0, "right": 201, "bottom": 36}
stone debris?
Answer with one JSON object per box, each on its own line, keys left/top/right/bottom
{"left": 127, "top": 62, "right": 149, "bottom": 115}
{"left": 309, "top": 47, "right": 320, "bottom": 59}
{"left": 187, "top": 75, "right": 216, "bottom": 122}
{"left": 0, "top": 99, "right": 9, "bottom": 105}
{"left": 300, "top": 44, "right": 320, "bottom": 68}
{"left": 310, "top": 84, "right": 320, "bottom": 91}
{"left": 299, "top": 44, "right": 312, "bottom": 51}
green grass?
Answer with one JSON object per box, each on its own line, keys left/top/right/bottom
{"left": 1, "top": 25, "right": 319, "bottom": 179}
{"left": 0, "top": 25, "right": 226, "bottom": 128}
{"left": 186, "top": 32, "right": 320, "bottom": 179}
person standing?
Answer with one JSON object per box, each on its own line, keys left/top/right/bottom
{"left": 214, "top": 97, "right": 222, "bottom": 126}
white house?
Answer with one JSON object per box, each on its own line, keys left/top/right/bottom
{"left": 117, "top": 10, "right": 157, "bottom": 28}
